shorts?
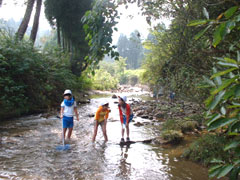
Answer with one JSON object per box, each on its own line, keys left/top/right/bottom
{"left": 63, "top": 116, "right": 74, "bottom": 128}
{"left": 123, "top": 114, "right": 134, "bottom": 124}
{"left": 95, "top": 120, "right": 105, "bottom": 127}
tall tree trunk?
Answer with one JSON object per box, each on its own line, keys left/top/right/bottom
{"left": 57, "top": 20, "right": 61, "bottom": 46}
{"left": 30, "top": 0, "right": 42, "bottom": 44}
{"left": 0, "top": 0, "right": 3, "bottom": 8}
{"left": 16, "top": 0, "right": 35, "bottom": 40}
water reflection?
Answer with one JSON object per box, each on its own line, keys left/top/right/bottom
{"left": 117, "top": 144, "right": 131, "bottom": 179}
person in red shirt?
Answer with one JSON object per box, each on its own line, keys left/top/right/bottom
{"left": 118, "top": 96, "right": 134, "bottom": 143}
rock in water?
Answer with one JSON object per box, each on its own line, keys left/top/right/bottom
{"left": 112, "top": 94, "right": 117, "bottom": 99}
{"left": 134, "top": 122, "right": 144, "bottom": 127}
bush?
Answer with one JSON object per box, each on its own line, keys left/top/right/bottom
{"left": 92, "top": 69, "right": 118, "bottom": 90}
{"left": 0, "top": 32, "right": 77, "bottom": 119}
{"left": 161, "top": 130, "right": 184, "bottom": 144}
{"left": 128, "top": 75, "right": 139, "bottom": 86}
{"left": 182, "top": 134, "right": 232, "bottom": 166}
{"left": 125, "top": 69, "right": 145, "bottom": 85}
{"left": 162, "top": 118, "right": 199, "bottom": 134}
{"left": 180, "top": 121, "right": 198, "bottom": 133}
{"left": 162, "top": 119, "right": 181, "bottom": 131}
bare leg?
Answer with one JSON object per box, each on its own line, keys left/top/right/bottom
{"left": 92, "top": 121, "right": 99, "bottom": 142}
{"left": 121, "top": 124, "right": 125, "bottom": 138}
{"left": 63, "top": 128, "right": 67, "bottom": 140}
{"left": 67, "top": 128, "right": 73, "bottom": 139}
{"left": 102, "top": 120, "right": 108, "bottom": 142}
{"left": 126, "top": 124, "right": 130, "bottom": 138}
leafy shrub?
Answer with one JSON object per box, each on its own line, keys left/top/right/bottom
{"left": 162, "top": 118, "right": 199, "bottom": 134}
{"left": 183, "top": 134, "right": 231, "bottom": 166}
{"left": 180, "top": 121, "right": 198, "bottom": 133}
{"left": 92, "top": 69, "right": 118, "bottom": 90}
{"left": 161, "top": 130, "right": 184, "bottom": 144}
{"left": 0, "top": 32, "right": 77, "bottom": 119}
{"left": 129, "top": 75, "right": 138, "bottom": 86}
{"left": 162, "top": 119, "right": 181, "bottom": 131}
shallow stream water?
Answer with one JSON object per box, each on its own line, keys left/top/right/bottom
{"left": 0, "top": 93, "right": 212, "bottom": 180}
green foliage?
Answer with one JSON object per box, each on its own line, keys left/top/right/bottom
{"left": 180, "top": 121, "right": 198, "bottom": 133}
{"left": 0, "top": 31, "right": 77, "bottom": 119}
{"left": 189, "top": 3, "right": 240, "bottom": 179}
{"left": 82, "top": 0, "right": 119, "bottom": 70}
{"left": 44, "top": 0, "right": 93, "bottom": 76}
{"left": 124, "top": 69, "right": 145, "bottom": 85}
{"left": 92, "top": 69, "right": 118, "bottom": 90}
{"left": 162, "top": 118, "right": 199, "bottom": 134}
{"left": 161, "top": 130, "right": 183, "bottom": 144}
{"left": 183, "top": 134, "right": 231, "bottom": 166}
{"left": 91, "top": 57, "right": 145, "bottom": 90}
{"left": 141, "top": 21, "right": 210, "bottom": 102}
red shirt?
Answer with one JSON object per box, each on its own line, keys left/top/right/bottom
{"left": 118, "top": 103, "right": 131, "bottom": 124}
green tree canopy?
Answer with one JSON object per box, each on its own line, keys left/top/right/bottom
{"left": 44, "top": 0, "right": 93, "bottom": 76}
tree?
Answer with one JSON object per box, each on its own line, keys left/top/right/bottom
{"left": 16, "top": 0, "right": 35, "bottom": 40}
{"left": 117, "top": 31, "right": 143, "bottom": 69}
{"left": 30, "top": 0, "right": 42, "bottom": 44}
{"left": 0, "top": 0, "right": 3, "bottom": 8}
{"left": 44, "top": 0, "right": 93, "bottom": 76}
{"left": 117, "top": 34, "right": 129, "bottom": 58}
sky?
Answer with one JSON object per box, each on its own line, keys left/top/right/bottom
{"left": 0, "top": 1, "right": 171, "bottom": 44}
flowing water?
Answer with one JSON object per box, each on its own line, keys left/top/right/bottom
{"left": 0, "top": 93, "right": 212, "bottom": 180}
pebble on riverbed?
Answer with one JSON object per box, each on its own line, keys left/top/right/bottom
{"left": 134, "top": 122, "right": 144, "bottom": 127}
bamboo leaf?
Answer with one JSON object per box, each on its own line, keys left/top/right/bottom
{"left": 209, "top": 165, "right": 222, "bottom": 178}
{"left": 210, "top": 159, "right": 224, "bottom": 164}
{"left": 224, "top": 85, "right": 237, "bottom": 100}
{"left": 203, "top": 7, "right": 209, "bottom": 19}
{"left": 229, "top": 72, "right": 235, "bottom": 78}
{"left": 194, "top": 25, "right": 210, "bottom": 40}
{"left": 208, "top": 91, "right": 225, "bottom": 110}
{"left": 224, "top": 57, "right": 238, "bottom": 64}
{"left": 207, "top": 113, "right": 222, "bottom": 126}
{"left": 187, "top": 19, "right": 209, "bottom": 26}
{"left": 217, "top": 61, "right": 239, "bottom": 68}
{"left": 224, "top": 141, "right": 240, "bottom": 151}
{"left": 211, "top": 77, "right": 237, "bottom": 95}
{"left": 225, "top": 21, "right": 236, "bottom": 34}
{"left": 205, "top": 95, "right": 214, "bottom": 107}
{"left": 203, "top": 76, "right": 216, "bottom": 87}
{"left": 237, "top": 51, "right": 240, "bottom": 63}
{"left": 232, "top": 102, "right": 240, "bottom": 106}
{"left": 224, "top": 6, "right": 238, "bottom": 19}
{"left": 208, "top": 117, "right": 238, "bottom": 131}
{"left": 221, "top": 106, "right": 226, "bottom": 115}
{"left": 212, "top": 67, "right": 222, "bottom": 86}
{"left": 211, "top": 68, "right": 237, "bottom": 79}
{"left": 213, "top": 22, "right": 227, "bottom": 47}
{"left": 233, "top": 159, "right": 240, "bottom": 165}
{"left": 217, "top": 165, "right": 234, "bottom": 178}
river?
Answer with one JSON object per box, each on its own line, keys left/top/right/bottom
{"left": 0, "top": 93, "right": 212, "bottom": 180}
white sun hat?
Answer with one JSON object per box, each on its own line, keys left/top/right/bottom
{"left": 100, "top": 101, "right": 109, "bottom": 106}
{"left": 119, "top": 95, "right": 127, "bottom": 102}
{"left": 63, "top": 89, "right": 72, "bottom": 95}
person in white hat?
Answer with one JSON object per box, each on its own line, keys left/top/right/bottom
{"left": 118, "top": 96, "right": 133, "bottom": 143}
{"left": 92, "top": 101, "right": 110, "bottom": 142}
{"left": 60, "top": 89, "right": 79, "bottom": 140}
